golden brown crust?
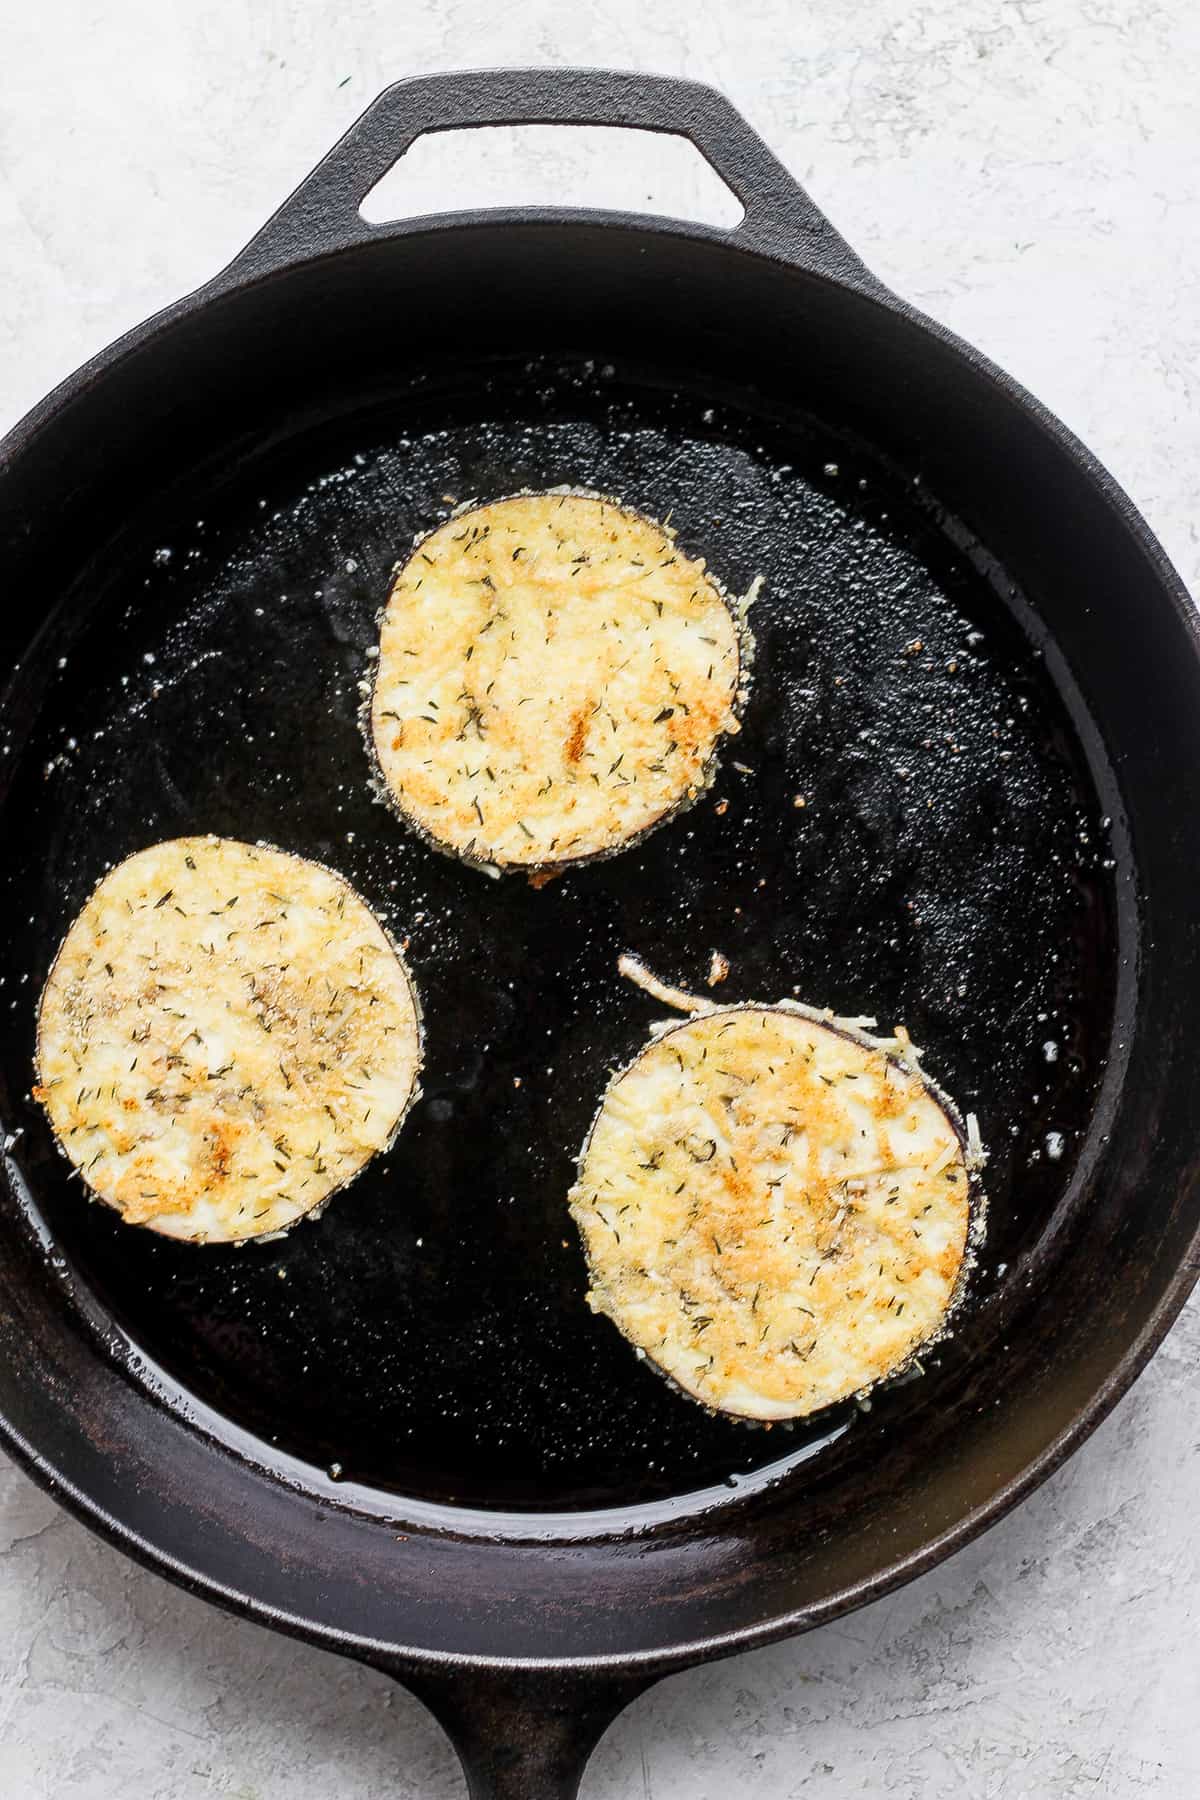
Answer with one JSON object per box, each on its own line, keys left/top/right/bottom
{"left": 369, "top": 493, "right": 745, "bottom": 870}
{"left": 34, "top": 837, "right": 422, "bottom": 1242}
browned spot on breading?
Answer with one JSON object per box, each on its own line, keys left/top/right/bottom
{"left": 207, "top": 1124, "right": 234, "bottom": 1181}
{"left": 564, "top": 703, "right": 590, "bottom": 766}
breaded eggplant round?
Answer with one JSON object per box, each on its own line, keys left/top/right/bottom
{"left": 34, "top": 836, "right": 422, "bottom": 1242}
{"left": 369, "top": 493, "right": 746, "bottom": 871}
{"left": 571, "top": 988, "right": 977, "bottom": 1420}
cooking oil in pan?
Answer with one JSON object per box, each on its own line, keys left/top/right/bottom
{"left": 0, "top": 357, "right": 1122, "bottom": 1513}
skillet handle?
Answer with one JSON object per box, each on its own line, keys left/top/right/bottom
{"left": 394, "top": 1665, "right": 656, "bottom": 1800}
{"left": 222, "top": 67, "right": 879, "bottom": 290}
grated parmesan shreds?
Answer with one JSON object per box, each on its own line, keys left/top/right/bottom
{"left": 569, "top": 959, "right": 984, "bottom": 1421}
{"left": 368, "top": 493, "right": 757, "bottom": 872}
{"left": 34, "top": 837, "right": 422, "bottom": 1243}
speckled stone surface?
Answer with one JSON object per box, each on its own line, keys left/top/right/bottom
{"left": 2, "top": 3, "right": 1199, "bottom": 1795}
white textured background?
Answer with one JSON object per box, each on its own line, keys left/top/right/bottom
{"left": 3, "top": 3, "right": 1199, "bottom": 1795}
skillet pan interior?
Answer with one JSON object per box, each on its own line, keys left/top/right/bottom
{"left": 2, "top": 124, "right": 1198, "bottom": 1668}
{"left": 0, "top": 344, "right": 1121, "bottom": 1517}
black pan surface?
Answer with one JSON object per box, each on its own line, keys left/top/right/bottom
{"left": 0, "top": 354, "right": 1118, "bottom": 1514}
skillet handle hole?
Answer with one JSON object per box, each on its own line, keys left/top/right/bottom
{"left": 358, "top": 124, "right": 746, "bottom": 230}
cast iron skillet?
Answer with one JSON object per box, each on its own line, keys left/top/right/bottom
{"left": 2, "top": 68, "right": 1199, "bottom": 1798}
